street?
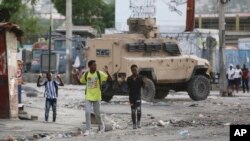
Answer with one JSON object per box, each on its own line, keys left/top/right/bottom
{"left": 1, "top": 83, "right": 250, "bottom": 141}
{"left": 1, "top": 0, "right": 250, "bottom": 141}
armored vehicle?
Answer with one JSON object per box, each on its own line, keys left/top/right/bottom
{"left": 84, "top": 17, "right": 211, "bottom": 102}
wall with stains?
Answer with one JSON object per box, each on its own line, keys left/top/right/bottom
{"left": 0, "top": 30, "right": 18, "bottom": 118}
{"left": 6, "top": 31, "right": 18, "bottom": 118}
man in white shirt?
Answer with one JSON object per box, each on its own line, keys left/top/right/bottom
{"left": 227, "top": 64, "right": 235, "bottom": 95}
{"left": 234, "top": 64, "right": 242, "bottom": 93}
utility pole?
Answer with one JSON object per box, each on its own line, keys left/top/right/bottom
{"left": 218, "top": 0, "right": 227, "bottom": 95}
{"left": 48, "top": 4, "right": 52, "bottom": 73}
{"left": 66, "top": 0, "right": 72, "bottom": 84}
{"left": 206, "top": 33, "right": 216, "bottom": 74}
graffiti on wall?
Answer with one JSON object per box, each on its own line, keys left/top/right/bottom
{"left": 0, "top": 32, "right": 7, "bottom": 75}
{"left": 0, "top": 52, "right": 7, "bottom": 75}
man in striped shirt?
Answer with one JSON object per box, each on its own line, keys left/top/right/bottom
{"left": 37, "top": 73, "right": 64, "bottom": 122}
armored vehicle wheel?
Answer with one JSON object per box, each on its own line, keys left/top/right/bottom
{"left": 155, "top": 88, "right": 169, "bottom": 99}
{"left": 141, "top": 78, "right": 155, "bottom": 102}
{"left": 187, "top": 75, "right": 210, "bottom": 101}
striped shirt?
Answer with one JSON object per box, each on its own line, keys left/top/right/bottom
{"left": 42, "top": 80, "right": 58, "bottom": 99}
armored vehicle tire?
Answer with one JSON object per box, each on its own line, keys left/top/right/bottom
{"left": 187, "top": 75, "right": 210, "bottom": 101}
{"left": 155, "top": 86, "right": 169, "bottom": 99}
{"left": 155, "top": 89, "right": 169, "bottom": 99}
{"left": 141, "top": 78, "right": 155, "bottom": 102}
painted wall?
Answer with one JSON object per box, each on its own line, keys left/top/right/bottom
{"left": 0, "top": 29, "right": 10, "bottom": 118}
{"left": 6, "top": 32, "right": 18, "bottom": 118}
{"left": 0, "top": 30, "right": 18, "bottom": 118}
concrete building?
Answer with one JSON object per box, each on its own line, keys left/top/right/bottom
{"left": 56, "top": 26, "right": 97, "bottom": 38}
{"left": 195, "top": 13, "right": 250, "bottom": 47}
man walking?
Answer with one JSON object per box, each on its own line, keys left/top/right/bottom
{"left": 127, "top": 64, "right": 144, "bottom": 129}
{"left": 242, "top": 64, "right": 249, "bottom": 93}
{"left": 37, "top": 73, "right": 64, "bottom": 122}
{"left": 234, "top": 64, "right": 242, "bottom": 93}
{"left": 73, "top": 60, "right": 109, "bottom": 136}
{"left": 227, "top": 64, "right": 235, "bottom": 96}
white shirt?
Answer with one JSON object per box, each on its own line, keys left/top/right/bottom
{"left": 227, "top": 68, "right": 235, "bottom": 80}
{"left": 234, "top": 68, "right": 242, "bottom": 79}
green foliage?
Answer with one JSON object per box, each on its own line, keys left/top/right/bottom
{"left": 0, "top": 0, "right": 46, "bottom": 43}
{"left": 102, "top": 1, "right": 115, "bottom": 28}
{"left": 0, "top": 0, "right": 22, "bottom": 13}
{"left": 0, "top": 0, "right": 22, "bottom": 21}
{"left": 9, "top": 5, "right": 41, "bottom": 32}
{"left": 52, "top": 0, "right": 115, "bottom": 33}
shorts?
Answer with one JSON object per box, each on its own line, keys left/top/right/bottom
{"left": 129, "top": 99, "right": 141, "bottom": 109}
{"left": 234, "top": 78, "right": 241, "bottom": 85}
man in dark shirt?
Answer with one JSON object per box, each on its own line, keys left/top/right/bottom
{"left": 127, "top": 64, "right": 144, "bottom": 129}
{"left": 242, "top": 64, "right": 249, "bottom": 93}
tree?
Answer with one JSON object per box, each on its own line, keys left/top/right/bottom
{"left": 0, "top": 0, "right": 22, "bottom": 21}
{"left": 0, "top": 0, "right": 47, "bottom": 44}
{"left": 0, "top": 0, "right": 40, "bottom": 21}
{"left": 52, "top": 0, "right": 115, "bottom": 33}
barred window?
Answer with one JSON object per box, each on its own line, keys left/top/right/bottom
{"left": 96, "top": 49, "right": 110, "bottom": 57}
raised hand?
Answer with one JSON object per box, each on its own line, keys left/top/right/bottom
{"left": 38, "top": 73, "right": 42, "bottom": 79}
{"left": 72, "top": 69, "right": 79, "bottom": 75}
{"left": 56, "top": 74, "right": 61, "bottom": 79}
{"left": 103, "top": 65, "right": 108, "bottom": 72}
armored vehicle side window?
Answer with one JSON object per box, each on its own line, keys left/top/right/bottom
{"left": 163, "top": 43, "right": 181, "bottom": 55}
{"left": 145, "top": 43, "right": 161, "bottom": 52}
{"left": 127, "top": 43, "right": 144, "bottom": 52}
{"left": 96, "top": 49, "right": 110, "bottom": 57}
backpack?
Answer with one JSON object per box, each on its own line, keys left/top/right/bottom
{"left": 44, "top": 80, "right": 58, "bottom": 97}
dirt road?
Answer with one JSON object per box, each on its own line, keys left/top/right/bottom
{"left": 1, "top": 83, "right": 250, "bottom": 141}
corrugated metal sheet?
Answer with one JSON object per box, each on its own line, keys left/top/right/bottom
{"left": 238, "top": 50, "right": 250, "bottom": 66}
{"left": 225, "top": 49, "right": 250, "bottom": 68}
{"left": 225, "top": 49, "right": 240, "bottom": 68}
{"left": 0, "top": 23, "right": 23, "bottom": 43}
